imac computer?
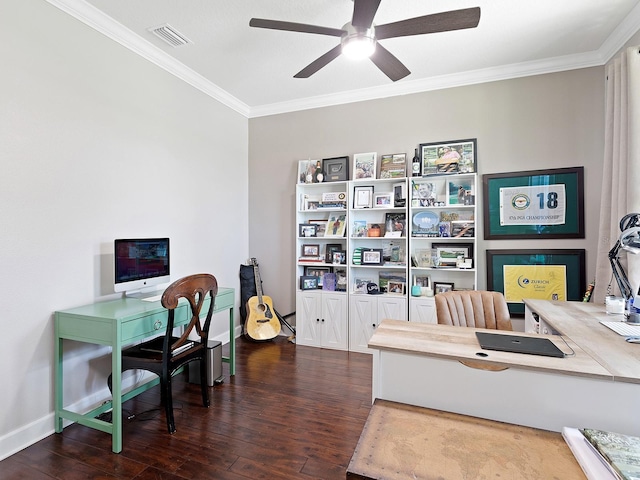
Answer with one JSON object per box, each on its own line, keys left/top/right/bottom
{"left": 114, "top": 238, "right": 170, "bottom": 300}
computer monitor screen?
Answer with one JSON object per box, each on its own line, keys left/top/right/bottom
{"left": 114, "top": 238, "right": 170, "bottom": 294}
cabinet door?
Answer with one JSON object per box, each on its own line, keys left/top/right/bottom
{"left": 409, "top": 297, "right": 437, "bottom": 324}
{"left": 296, "top": 292, "right": 322, "bottom": 347}
{"left": 321, "top": 293, "right": 348, "bottom": 350}
{"left": 349, "top": 295, "right": 376, "bottom": 353}
{"left": 377, "top": 296, "right": 406, "bottom": 322}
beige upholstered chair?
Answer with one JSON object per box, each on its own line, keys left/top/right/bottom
{"left": 435, "top": 290, "right": 512, "bottom": 331}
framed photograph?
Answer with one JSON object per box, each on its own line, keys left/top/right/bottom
{"left": 450, "top": 220, "right": 475, "bottom": 238}
{"left": 298, "top": 223, "right": 317, "bottom": 237}
{"left": 335, "top": 268, "right": 347, "bottom": 291}
{"left": 431, "top": 242, "right": 473, "bottom": 267}
{"left": 448, "top": 178, "right": 475, "bottom": 205}
{"left": 379, "top": 154, "right": 407, "bottom": 179}
{"left": 353, "top": 185, "right": 374, "bottom": 209}
{"left": 362, "top": 248, "right": 384, "bottom": 265}
{"left": 374, "top": 193, "right": 393, "bottom": 207}
{"left": 419, "top": 139, "right": 477, "bottom": 175}
{"left": 308, "top": 220, "right": 327, "bottom": 237}
{"left": 325, "top": 243, "right": 342, "bottom": 263}
{"left": 434, "top": 282, "right": 454, "bottom": 294}
{"left": 298, "top": 159, "right": 319, "bottom": 184}
{"left": 482, "top": 167, "right": 585, "bottom": 239}
{"left": 413, "top": 275, "right": 431, "bottom": 288}
{"left": 325, "top": 213, "right": 347, "bottom": 237}
{"left": 385, "top": 212, "right": 406, "bottom": 237}
{"left": 486, "top": 249, "right": 586, "bottom": 316}
{"left": 304, "top": 266, "right": 331, "bottom": 287}
{"left": 332, "top": 251, "right": 346, "bottom": 264}
{"left": 301, "top": 244, "right": 320, "bottom": 258}
{"left": 322, "top": 156, "right": 349, "bottom": 182}
{"left": 353, "top": 278, "right": 370, "bottom": 293}
{"left": 393, "top": 182, "right": 406, "bottom": 207}
{"left": 352, "top": 220, "right": 367, "bottom": 237}
{"left": 387, "top": 281, "right": 405, "bottom": 295}
{"left": 353, "top": 152, "right": 377, "bottom": 180}
{"left": 300, "top": 275, "right": 318, "bottom": 290}
{"left": 411, "top": 179, "right": 446, "bottom": 207}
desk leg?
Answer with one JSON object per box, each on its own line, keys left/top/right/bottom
{"left": 111, "top": 348, "right": 123, "bottom": 453}
{"left": 54, "top": 335, "right": 63, "bottom": 433}
{"left": 229, "top": 307, "right": 235, "bottom": 376}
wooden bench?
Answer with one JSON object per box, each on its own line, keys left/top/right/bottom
{"left": 346, "top": 399, "right": 586, "bottom": 479}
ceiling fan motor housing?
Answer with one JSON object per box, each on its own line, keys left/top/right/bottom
{"left": 341, "top": 23, "right": 376, "bottom": 59}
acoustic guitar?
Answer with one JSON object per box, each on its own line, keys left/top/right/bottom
{"left": 245, "top": 258, "right": 281, "bottom": 341}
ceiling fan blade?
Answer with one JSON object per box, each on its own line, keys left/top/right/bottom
{"left": 294, "top": 45, "right": 343, "bottom": 78}
{"left": 370, "top": 43, "right": 410, "bottom": 82}
{"left": 352, "top": 0, "right": 381, "bottom": 29}
{"left": 250, "top": 18, "right": 344, "bottom": 37}
{"left": 376, "top": 7, "right": 481, "bottom": 40}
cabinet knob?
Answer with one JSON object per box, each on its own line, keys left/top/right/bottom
{"left": 321, "top": 318, "right": 325, "bottom": 322}
{"left": 154, "top": 320, "right": 163, "bottom": 330}
{"left": 316, "top": 318, "right": 320, "bottom": 322}
{"left": 372, "top": 324, "right": 376, "bottom": 328}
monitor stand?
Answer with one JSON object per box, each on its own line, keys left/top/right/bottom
{"left": 126, "top": 288, "right": 164, "bottom": 302}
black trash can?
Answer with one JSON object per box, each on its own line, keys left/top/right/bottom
{"left": 188, "top": 340, "right": 223, "bottom": 386}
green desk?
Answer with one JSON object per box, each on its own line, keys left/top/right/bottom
{"left": 54, "top": 287, "right": 235, "bottom": 453}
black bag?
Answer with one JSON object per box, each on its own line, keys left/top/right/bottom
{"left": 239, "top": 263, "right": 257, "bottom": 326}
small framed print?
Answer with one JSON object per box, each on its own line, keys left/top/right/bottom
{"left": 432, "top": 242, "right": 473, "bottom": 267}
{"left": 379, "top": 154, "right": 407, "bottom": 179}
{"left": 353, "top": 152, "right": 377, "bottom": 180}
{"left": 353, "top": 186, "right": 374, "bottom": 209}
{"left": 308, "top": 220, "right": 328, "bottom": 237}
{"left": 304, "top": 266, "right": 331, "bottom": 287}
{"left": 434, "top": 282, "right": 454, "bottom": 294}
{"left": 298, "top": 159, "right": 318, "bottom": 184}
{"left": 387, "top": 281, "right": 405, "bottom": 295}
{"left": 362, "top": 248, "right": 384, "bottom": 265}
{"left": 301, "top": 244, "right": 320, "bottom": 258}
{"left": 322, "top": 156, "right": 349, "bottom": 182}
{"left": 420, "top": 139, "right": 476, "bottom": 175}
{"left": 300, "top": 276, "right": 318, "bottom": 290}
{"left": 374, "top": 193, "right": 392, "bottom": 207}
{"left": 332, "top": 251, "right": 346, "bottom": 265}
{"left": 298, "top": 223, "right": 317, "bottom": 237}
{"left": 413, "top": 275, "right": 431, "bottom": 288}
{"left": 325, "top": 243, "right": 342, "bottom": 263}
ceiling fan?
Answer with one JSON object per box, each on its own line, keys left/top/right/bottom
{"left": 249, "top": 0, "right": 480, "bottom": 82}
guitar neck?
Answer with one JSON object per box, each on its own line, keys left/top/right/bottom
{"left": 252, "top": 260, "right": 264, "bottom": 303}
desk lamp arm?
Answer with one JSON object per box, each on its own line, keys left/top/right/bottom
{"left": 608, "top": 213, "right": 640, "bottom": 301}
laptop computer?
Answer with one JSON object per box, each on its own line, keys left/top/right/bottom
{"left": 475, "top": 331, "right": 566, "bottom": 358}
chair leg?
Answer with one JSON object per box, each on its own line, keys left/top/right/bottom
{"left": 161, "top": 374, "right": 176, "bottom": 434}
{"left": 200, "top": 356, "right": 210, "bottom": 408}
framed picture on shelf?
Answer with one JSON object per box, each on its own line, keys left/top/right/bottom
{"left": 352, "top": 220, "right": 367, "bottom": 237}
{"left": 353, "top": 185, "right": 374, "bottom": 209}
{"left": 298, "top": 223, "right": 317, "bottom": 237}
{"left": 325, "top": 213, "right": 347, "bottom": 237}
{"left": 301, "top": 244, "right": 320, "bottom": 258}
{"left": 450, "top": 220, "right": 475, "bottom": 238}
{"left": 379, "top": 154, "right": 407, "bottom": 179}
{"left": 353, "top": 152, "right": 377, "bottom": 180}
{"left": 353, "top": 278, "right": 370, "bottom": 293}
{"left": 325, "top": 243, "right": 342, "bottom": 263}
{"left": 308, "top": 220, "right": 327, "bottom": 237}
{"left": 385, "top": 212, "right": 406, "bottom": 237}
{"left": 486, "top": 249, "right": 585, "bottom": 316}
{"left": 482, "top": 167, "right": 584, "bottom": 240}
{"left": 434, "top": 282, "right": 454, "bottom": 294}
{"left": 300, "top": 276, "right": 318, "bottom": 290}
{"left": 297, "top": 159, "right": 318, "bottom": 184}
{"left": 374, "top": 193, "right": 392, "bottom": 207}
{"left": 448, "top": 178, "right": 475, "bottom": 205}
{"left": 387, "top": 281, "right": 405, "bottom": 294}
{"left": 304, "top": 266, "right": 332, "bottom": 287}
{"left": 335, "top": 268, "right": 347, "bottom": 291}
{"left": 411, "top": 179, "right": 446, "bottom": 207}
{"left": 322, "top": 156, "right": 349, "bottom": 182}
{"left": 419, "top": 139, "right": 477, "bottom": 175}
{"left": 413, "top": 275, "right": 431, "bottom": 288}
{"left": 415, "top": 249, "right": 433, "bottom": 267}
{"left": 393, "top": 182, "right": 406, "bottom": 207}
{"left": 431, "top": 242, "right": 473, "bottom": 267}
{"left": 362, "top": 248, "right": 384, "bottom": 265}
{"left": 322, "top": 272, "right": 337, "bottom": 291}
{"left": 332, "top": 251, "right": 346, "bottom": 264}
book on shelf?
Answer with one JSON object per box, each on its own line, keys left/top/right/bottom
{"left": 298, "top": 257, "right": 324, "bottom": 262}
{"left": 562, "top": 426, "right": 640, "bottom": 480}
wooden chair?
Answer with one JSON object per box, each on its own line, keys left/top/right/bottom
{"left": 108, "top": 273, "right": 218, "bottom": 434}
{"left": 435, "top": 290, "right": 512, "bottom": 331}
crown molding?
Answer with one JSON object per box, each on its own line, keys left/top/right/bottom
{"left": 45, "top": 0, "right": 251, "bottom": 117}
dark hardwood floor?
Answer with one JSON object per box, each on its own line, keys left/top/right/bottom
{"left": 1, "top": 337, "right": 372, "bottom": 479}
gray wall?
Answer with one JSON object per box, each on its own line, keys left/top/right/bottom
{"left": 0, "top": 0, "right": 248, "bottom": 458}
{"left": 249, "top": 67, "right": 605, "bottom": 316}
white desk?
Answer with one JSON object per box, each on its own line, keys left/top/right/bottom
{"left": 368, "top": 308, "right": 640, "bottom": 437}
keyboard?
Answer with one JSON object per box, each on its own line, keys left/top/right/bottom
{"left": 141, "top": 294, "right": 163, "bottom": 303}
{"left": 600, "top": 321, "right": 640, "bottom": 336}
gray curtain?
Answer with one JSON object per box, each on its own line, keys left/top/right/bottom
{"left": 593, "top": 46, "right": 640, "bottom": 304}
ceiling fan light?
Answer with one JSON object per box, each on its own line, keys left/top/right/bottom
{"left": 341, "top": 33, "right": 376, "bottom": 60}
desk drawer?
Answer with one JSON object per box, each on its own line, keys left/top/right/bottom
{"left": 121, "top": 304, "right": 189, "bottom": 343}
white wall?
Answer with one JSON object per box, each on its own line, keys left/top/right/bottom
{"left": 0, "top": 0, "right": 248, "bottom": 459}
{"left": 248, "top": 67, "right": 605, "bottom": 317}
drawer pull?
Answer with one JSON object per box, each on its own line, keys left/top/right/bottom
{"left": 153, "top": 320, "right": 163, "bottom": 330}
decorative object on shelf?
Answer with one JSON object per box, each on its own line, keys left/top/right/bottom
{"left": 298, "top": 159, "right": 318, "bottom": 184}
{"left": 322, "top": 273, "right": 337, "bottom": 291}
{"left": 304, "top": 266, "right": 331, "bottom": 288}
{"left": 385, "top": 212, "right": 406, "bottom": 237}
{"left": 393, "top": 182, "right": 406, "bottom": 207}
{"left": 438, "top": 222, "right": 451, "bottom": 237}
{"left": 434, "top": 282, "right": 454, "bottom": 294}
{"left": 325, "top": 213, "right": 347, "bottom": 237}
{"left": 412, "top": 148, "right": 421, "bottom": 177}
{"left": 367, "top": 283, "right": 383, "bottom": 295}
{"left": 308, "top": 220, "right": 327, "bottom": 237}
{"left": 432, "top": 243, "right": 473, "bottom": 267}
{"left": 352, "top": 220, "right": 367, "bottom": 237}
{"left": 313, "top": 160, "right": 324, "bottom": 183}
{"left": 362, "top": 248, "right": 384, "bottom": 265}
{"left": 411, "top": 211, "right": 440, "bottom": 237}
{"left": 322, "top": 156, "right": 349, "bottom": 182}
{"left": 300, "top": 275, "right": 318, "bottom": 290}
{"left": 451, "top": 220, "right": 475, "bottom": 238}
{"left": 379, "top": 154, "right": 407, "bottom": 179}
{"left": 486, "top": 249, "right": 586, "bottom": 316}
{"left": 325, "top": 243, "right": 343, "bottom": 263}
{"left": 298, "top": 223, "right": 317, "bottom": 237}
{"left": 335, "top": 268, "right": 347, "bottom": 291}
{"left": 482, "top": 166, "right": 584, "bottom": 240}
{"left": 353, "top": 278, "right": 369, "bottom": 293}
{"left": 353, "top": 152, "right": 377, "bottom": 180}
{"left": 319, "top": 191, "right": 347, "bottom": 208}
{"left": 353, "top": 185, "right": 374, "bottom": 209}
{"left": 374, "top": 193, "right": 392, "bottom": 207}
{"left": 419, "top": 139, "right": 477, "bottom": 175}
{"left": 367, "top": 224, "right": 382, "bottom": 237}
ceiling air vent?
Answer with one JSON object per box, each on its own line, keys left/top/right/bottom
{"left": 148, "top": 24, "right": 192, "bottom": 47}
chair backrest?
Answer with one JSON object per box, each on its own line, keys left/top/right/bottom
{"left": 435, "top": 290, "right": 512, "bottom": 331}
{"left": 161, "top": 273, "right": 218, "bottom": 351}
